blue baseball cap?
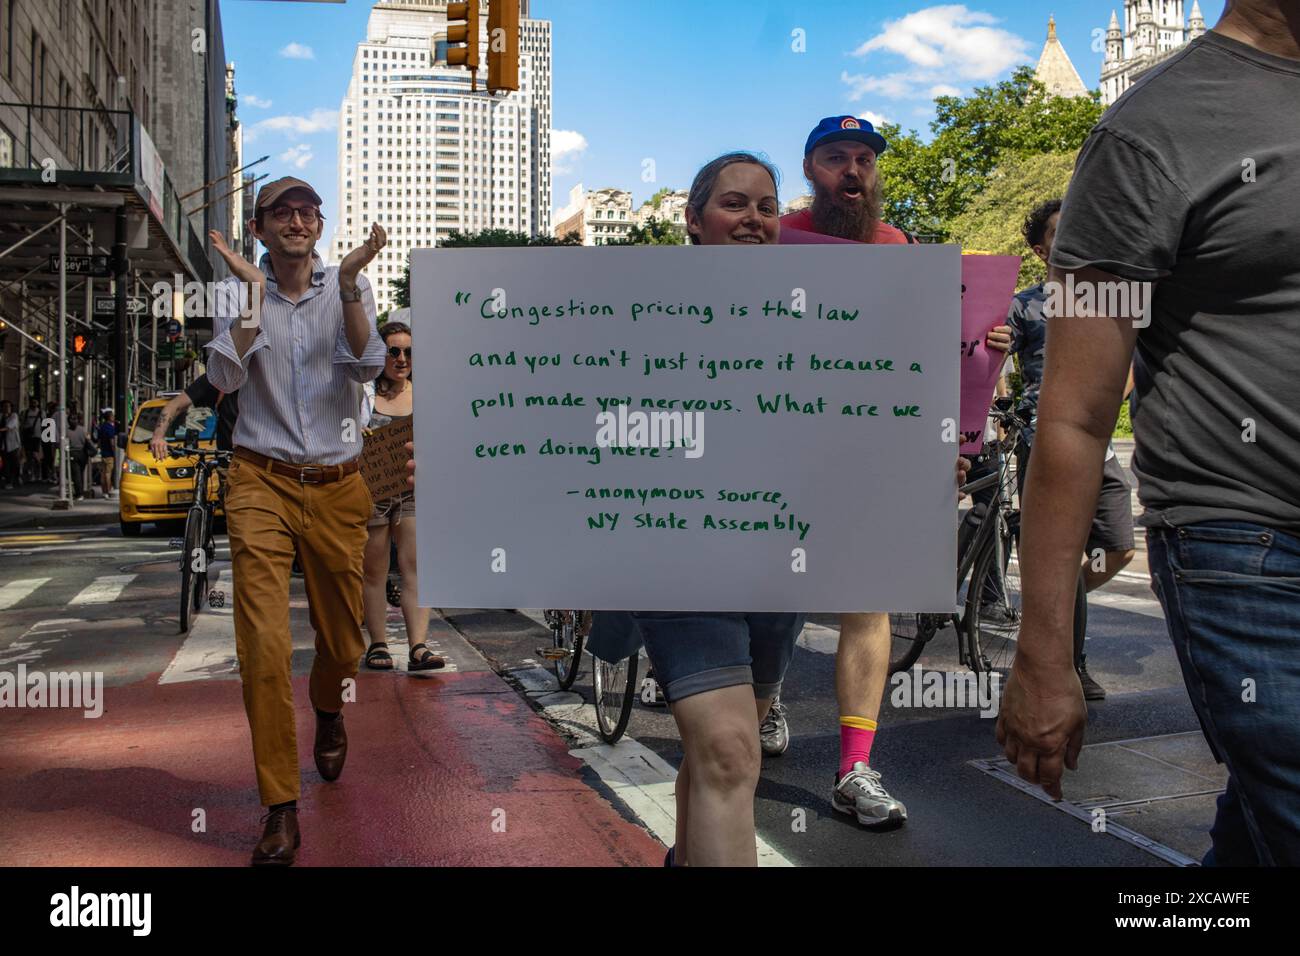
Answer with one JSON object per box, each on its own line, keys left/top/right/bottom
{"left": 804, "top": 115, "right": 888, "bottom": 157}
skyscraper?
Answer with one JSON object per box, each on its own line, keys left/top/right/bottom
{"left": 330, "top": 0, "right": 553, "bottom": 315}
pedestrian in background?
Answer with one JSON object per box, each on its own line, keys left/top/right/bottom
{"left": 65, "top": 412, "right": 93, "bottom": 499}
{"left": 41, "top": 401, "right": 59, "bottom": 483}
{"left": 0, "top": 400, "right": 20, "bottom": 488}
{"left": 19, "top": 397, "right": 41, "bottom": 483}
{"left": 360, "top": 321, "right": 443, "bottom": 672}
{"left": 95, "top": 408, "right": 117, "bottom": 496}
{"left": 206, "top": 175, "right": 386, "bottom": 866}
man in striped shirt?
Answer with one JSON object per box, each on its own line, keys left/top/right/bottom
{"left": 206, "top": 176, "right": 387, "bottom": 866}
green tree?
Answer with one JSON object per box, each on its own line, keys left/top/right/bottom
{"left": 608, "top": 216, "right": 684, "bottom": 246}
{"left": 386, "top": 229, "right": 582, "bottom": 311}
{"left": 945, "top": 150, "right": 1077, "bottom": 288}
{"left": 877, "top": 67, "right": 1101, "bottom": 241}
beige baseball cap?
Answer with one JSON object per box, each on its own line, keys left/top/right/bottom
{"left": 255, "top": 176, "right": 323, "bottom": 211}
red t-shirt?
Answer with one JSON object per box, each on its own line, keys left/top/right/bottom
{"left": 780, "top": 209, "right": 911, "bottom": 244}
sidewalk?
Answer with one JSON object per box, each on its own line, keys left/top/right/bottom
{"left": 0, "top": 482, "right": 120, "bottom": 530}
{"left": 0, "top": 669, "right": 665, "bottom": 867}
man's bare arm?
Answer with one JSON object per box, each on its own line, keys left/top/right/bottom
{"left": 1018, "top": 265, "right": 1140, "bottom": 664}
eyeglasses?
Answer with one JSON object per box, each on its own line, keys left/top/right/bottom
{"left": 386, "top": 346, "right": 412, "bottom": 359}
{"left": 269, "top": 205, "right": 321, "bottom": 224}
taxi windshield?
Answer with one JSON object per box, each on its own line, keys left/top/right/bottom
{"left": 131, "top": 405, "right": 216, "bottom": 445}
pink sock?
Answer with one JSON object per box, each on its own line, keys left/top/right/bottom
{"left": 839, "top": 722, "right": 877, "bottom": 777}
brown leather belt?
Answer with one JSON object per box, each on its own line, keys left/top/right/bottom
{"left": 234, "top": 447, "right": 360, "bottom": 484}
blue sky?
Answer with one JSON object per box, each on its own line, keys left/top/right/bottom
{"left": 222, "top": 1, "right": 1203, "bottom": 236}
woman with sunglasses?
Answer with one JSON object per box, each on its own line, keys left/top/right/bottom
{"left": 361, "top": 321, "right": 445, "bottom": 672}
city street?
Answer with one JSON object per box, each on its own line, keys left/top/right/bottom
{"left": 0, "top": 444, "right": 1227, "bottom": 868}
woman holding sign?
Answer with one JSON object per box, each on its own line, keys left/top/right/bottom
{"left": 627, "top": 152, "right": 806, "bottom": 867}
{"left": 361, "top": 322, "right": 445, "bottom": 671}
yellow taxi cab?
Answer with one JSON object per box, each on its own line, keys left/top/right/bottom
{"left": 119, "top": 395, "right": 220, "bottom": 536}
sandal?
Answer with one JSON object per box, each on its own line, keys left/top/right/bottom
{"left": 364, "top": 642, "right": 394, "bottom": 670}
{"left": 408, "top": 643, "right": 446, "bottom": 671}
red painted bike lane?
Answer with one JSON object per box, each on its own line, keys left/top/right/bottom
{"left": 0, "top": 670, "right": 665, "bottom": 867}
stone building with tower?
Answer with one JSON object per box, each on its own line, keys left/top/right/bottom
{"left": 1100, "top": 1, "right": 1206, "bottom": 105}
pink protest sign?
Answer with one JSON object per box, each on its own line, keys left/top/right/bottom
{"left": 777, "top": 229, "right": 1021, "bottom": 454}
{"left": 958, "top": 256, "right": 1022, "bottom": 454}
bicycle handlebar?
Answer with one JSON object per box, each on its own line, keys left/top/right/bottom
{"left": 166, "top": 444, "right": 232, "bottom": 462}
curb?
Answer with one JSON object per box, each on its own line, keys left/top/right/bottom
{"left": 0, "top": 507, "right": 122, "bottom": 531}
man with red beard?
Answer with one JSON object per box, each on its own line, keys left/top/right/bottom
{"left": 776, "top": 116, "right": 997, "bottom": 830}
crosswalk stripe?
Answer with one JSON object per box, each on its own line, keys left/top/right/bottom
{"left": 68, "top": 574, "right": 137, "bottom": 606}
{"left": 0, "top": 578, "right": 52, "bottom": 610}
{"left": 1086, "top": 590, "right": 1167, "bottom": 620}
{"left": 159, "top": 569, "right": 236, "bottom": 684}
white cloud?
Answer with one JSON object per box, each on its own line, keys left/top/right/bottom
{"left": 242, "top": 93, "right": 272, "bottom": 109}
{"left": 857, "top": 110, "right": 892, "bottom": 128}
{"left": 551, "top": 128, "right": 588, "bottom": 174}
{"left": 278, "top": 144, "right": 313, "bottom": 170}
{"left": 842, "top": 5, "right": 1029, "bottom": 101}
{"left": 279, "top": 42, "right": 315, "bottom": 60}
{"left": 245, "top": 108, "right": 339, "bottom": 142}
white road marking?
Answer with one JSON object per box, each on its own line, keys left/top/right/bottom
{"left": 797, "top": 622, "right": 840, "bottom": 655}
{"left": 573, "top": 741, "right": 794, "bottom": 867}
{"left": 158, "top": 570, "right": 236, "bottom": 684}
{"left": 0, "top": 618, "right": 82, "bottom": 665}
{"left": 0, "top": 578, "right": 52, "bottom": 610}
{"left": 1086, "top": 590, "right": 1167, "bottom": 620}
{"left": 504, "top": 651, "right": 795, "bottom": 866}
{"left": 68, "top": 574, "right": 136, "bottom": 606}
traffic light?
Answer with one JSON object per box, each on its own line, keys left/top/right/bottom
{"left": 487, "top": 0, "right": 520, "bottom": 93}
{"left": 73, "top": 332, "right": 96, "bottom": 355}
{"left": 446, "top": 1, "right": 481, "bottom": 90}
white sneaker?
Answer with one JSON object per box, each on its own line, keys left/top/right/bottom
{"left": 833, "top": 762, "right": 907, "bottom": 828}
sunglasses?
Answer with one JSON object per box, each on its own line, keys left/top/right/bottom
{"left": 386, "top": 346, "right": 412, "bottom": 359}
{"left": 269, "top": 205, "right": 321, "bottom": 224}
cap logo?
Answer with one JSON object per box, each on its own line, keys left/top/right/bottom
{"left": 840, "top": 117, "right": 861, "bottom": 129}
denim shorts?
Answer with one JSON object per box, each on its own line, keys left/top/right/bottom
{"left": 628, "top": 612, "right": 805, "bottom": 704}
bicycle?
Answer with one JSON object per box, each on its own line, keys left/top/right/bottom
{"left": 540, "top": 610, "right": 640, "bottom": 744}
{"left": 169, "top": 441, "right": 232, "bottom": 634}
{"left": 888, "top": 397, "right": 1087, "bottom": 676}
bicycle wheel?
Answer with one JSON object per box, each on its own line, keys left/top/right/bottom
{"left": 552, "top": 613, "right": 585, "bottom": 690}
{"left": 888, "top": 613, "right": 941, "bottom": 674}
{"left": 964, "top": 511, "right": 1021, "bottom": 675}
{"left": 593, "top": 652, "right": 639, "bottom": 743}
{"left": 179, "top": 506, "right": 205, "bottom": 633}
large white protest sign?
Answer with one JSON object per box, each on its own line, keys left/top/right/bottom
{"left": 412, "top": 244, "right": 959, "bottom": 612}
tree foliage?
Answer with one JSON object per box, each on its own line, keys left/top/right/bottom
{"left": 608, "top": 216, "right": 684, "bottom": 246}
{"left": 877, "top": 67, "right": 1101, "bottom": 243}
{"left": 387, "top": 230, "right": 582, "bottom": 309}
{"left": 945, "top": 150, "right": 1077, "bottom": 288}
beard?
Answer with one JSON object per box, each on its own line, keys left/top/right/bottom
{"left": 810, "top": 177, "right": 883, "bottom": 242}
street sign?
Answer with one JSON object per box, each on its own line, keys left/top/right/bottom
{"left": 93, "top": 295, "right": 148, "bottom": 316}
{"left": 49, "top": 254, "right": 113, "bottom": 278}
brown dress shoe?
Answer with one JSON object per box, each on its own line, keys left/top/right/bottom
{"left": 314, "top": 711, "right": 347, "bottom": 781}
{"left": 251, "top": 807, "right": 300, "bottom": 866}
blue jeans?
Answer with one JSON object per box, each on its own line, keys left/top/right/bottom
{"left": 1147, "top": 520, "right": 1300, "bottom": 866}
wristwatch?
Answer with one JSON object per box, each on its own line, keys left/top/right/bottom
{"left": 339, "top": 285, "right": 362, "bottom": 303}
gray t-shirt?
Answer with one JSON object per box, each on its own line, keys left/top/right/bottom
{"left": 1051, "top": 31, "right": 1300, "bottom": 534}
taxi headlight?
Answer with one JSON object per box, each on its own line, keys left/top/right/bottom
{"left": 123, "top": 459, "right": 151, "bottom": 476}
